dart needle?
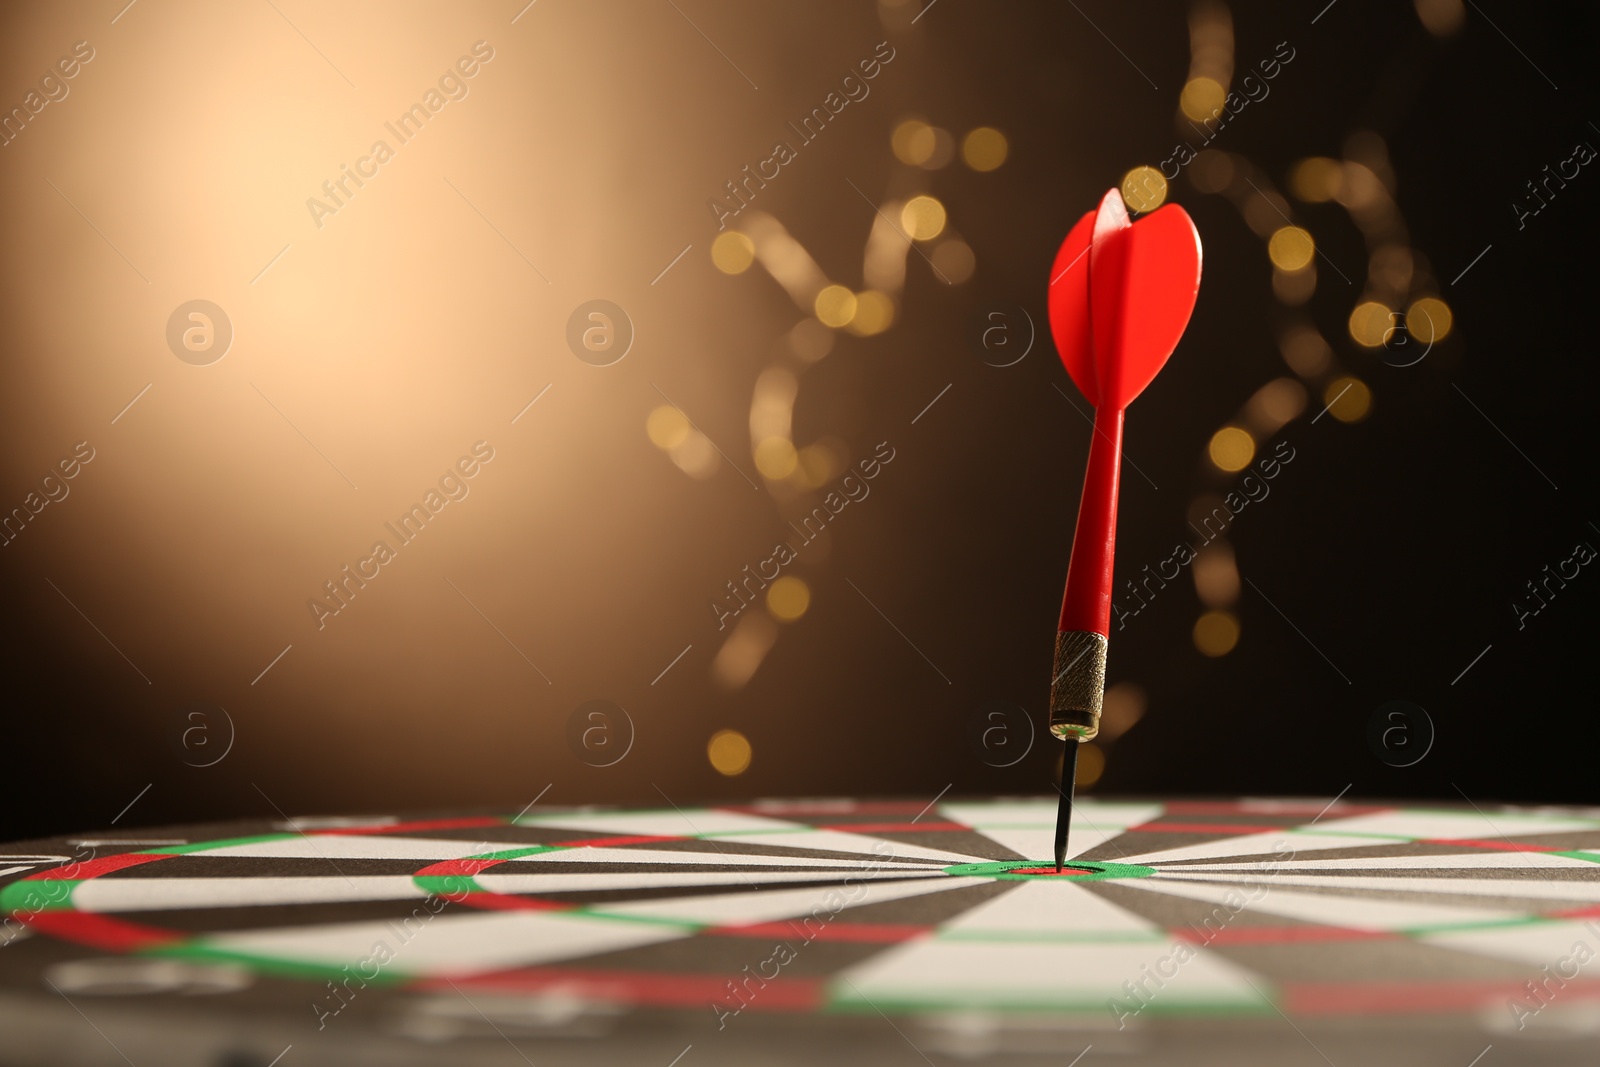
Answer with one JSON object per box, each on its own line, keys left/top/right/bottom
{"left": 1054, "top": 741, "right": 1078, "bottom": 872}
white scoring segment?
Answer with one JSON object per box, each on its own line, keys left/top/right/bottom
{"left": 1301, "top": 809, "right": 1600, "bottom": 841}
{"left": 475, "top": 867, "right": 947, "bottom": 896}
{"left": 1164, "top": 851, "right": 1600, "bottom": 873}
{"left": 516, "top": 809, "right": 979, "bottom": 864}
{"left": 503, "top": 846, "right": 939, "bottom": 870}
{"left": 591, "top": 876, "right": 991, "bottom": 927}
{"left": 200, "top": 835, "right": 544, "bottom": 860}
{"left": 1121, "top": 876, "right": 1524, "bottom": 931}
{"left": 1151, "top": 870, "right": 1600, "bottom": 903}
{"left": 938, "top": 801, "right": 1163, "bottom": 863}
{"left": 1422, "top": 920, "right": 1600, "bottom": 967}
{"left": 203, "top": 910, "right": 686, "bottom": 974}
{"left": 1124, "top": 809, "right": 1600, "bottom": 867}
{"left": 1123, "top": 830, "right": 1399, "bottom": 866}
{"left": 73, "top": 876, "right": 428, "bottom": 913}
{"left": 834, "top": 880, "right": 1262, "bottom": 1013}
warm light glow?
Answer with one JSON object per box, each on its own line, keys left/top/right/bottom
{"left": 1415, "top": 0, "right": 1465, "bottom": 36}
{"left": 1268, "top": 226, "right": 1315, "bottom": 271}
{"left": 712, "top": 613, "right": 778, "bottom": 690}
{"left": 1193, "top": 543, "right": 1240, "bottom": 608}
{"left": 766, "top": 576, "right": 811, "bottom": 622}
{"left": 892, "top": 119, "right": 935, "bottom": 165}
{"left": 1348, "top": 301, "right": 1394, "bottom": 348}
{"left": 646, "top": 405, "right": 690, "bottom": 450}
{"left": 1208, "top": 426, "right": 1255, "bottom": 472}
{"left": 1193, "top": 610, "right": 1240, "bottom": 657}
{"left": 1325, "top": 377, "right": 1372, "bottom": 422}
{"left": 1189, "top": 149, "right": 1234, "bottom": 193}
{"left": 795, "top": 443, "right": 839, "bottom": 488}
{"left": 1272, "top": 266, "right": 1316, "bottom": 306}
{"left": 1280, "top": 326, "right": 1332, "bottom": 377}
{"left": 754, "top": 436, "right": 798, "bottom": 479}
{"left": 961, "top": 126, "right": 1008, "bottom": 171}
{"left": 930, "top": 239, "right": 975, "bottom": 284}
{"left": 1075, "top": 743, "right": 1106, "bottom": 788}
{"left": 847, "top": 290, "right": 896, "bottom": 336}
{"left": 1290, "top": 157, "right": 1343, "bottom": 202}
{"left": 711, "top": 231, "right": 755, "bottom": 274}
{"left": 670, "top": 431, "right": 719, "bottom": 479}
{"left": 1098, "top": 682, "right": 1146, "bottom": 741}
{"left": 1180, "top": 77, "right": 1226, "bottom": 121}
{"left": 1248, "top": 378, "right": 1308, "bottom": 430}
{"left": 708, "top": 729, "right": 752, "bottom": 776}
{"left": 1121, "top": 166, "right": 1168, "bottom": 214}
{"left": 814, "top": 284, "right": 858, "bottom": 328}
{"left": 900, "top": 195, "right": 947, "bottom": 241}
{"left": 787, "top": 318, "right": 834, "bottom": 362}
{"left": 1406, "top": 297, "right": 1453, "bottom": 344}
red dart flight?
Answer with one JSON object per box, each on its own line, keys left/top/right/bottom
{"left": 1045, "top": 187, "right": 1202, "bottom": 869}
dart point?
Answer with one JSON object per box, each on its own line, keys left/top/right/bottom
{"left": 1054, "top": 741, "right": 1078, "bottom": 872}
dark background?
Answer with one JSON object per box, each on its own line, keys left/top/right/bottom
{"left": 2, "top": 0, "right": 1596, "bottom": 845}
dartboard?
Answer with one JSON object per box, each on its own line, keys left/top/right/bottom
{"left": 5, "top": 798, "right": 1600, "bottom": 1066}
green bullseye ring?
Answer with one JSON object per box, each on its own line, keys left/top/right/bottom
{"left": 943, "top": 860, "right": 1156, "bottom": 881}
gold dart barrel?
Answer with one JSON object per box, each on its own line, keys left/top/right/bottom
{"left": 1049, "top": 630, "right": 1107, "bottom": 740}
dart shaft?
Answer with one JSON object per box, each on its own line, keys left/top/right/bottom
{"left": 1058, "top": 405, "right": 1123, "bottom": 635}
{"left": 1050, "top": 406, "right": 1122, "bottom": 741}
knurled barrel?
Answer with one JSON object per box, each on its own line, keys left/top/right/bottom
{"left": 1049, "top": 630, "right": 1107, "bottom": 740}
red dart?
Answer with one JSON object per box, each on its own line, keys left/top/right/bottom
{"left": 1045, "top": 187, "right": 1203, "bottom": 868}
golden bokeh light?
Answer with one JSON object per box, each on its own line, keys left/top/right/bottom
{"left": 646, "top": 405, "right": 690, "bottom": 450}
{"left": 708, "top": 729, "right": 753, "bottom": 776}
{"left": 1193, "top": 544, "right": 1240, "bottom": 608}
{"left": 900, "top": 195, "right": 947, "bottom": 241}
{"left": 847, "top": 290, "right": 896, "bottom": 336}
{"left": 930, "top": 239, "right": 975, "bottom": 284}
{"left": 1406, "top": 296, "right": 1453, "bottom": 344}
{"left": 766, "top": 576, "right": 811, "bottom": 622}
{"left": 961, "top": 126, "right": 1008, "bottom": 171}
{"left": 1324, "top": 377, "right": 1372, "bottom": 422}
{"left": 669, "top": 430, "right": 719, "bottom": 479}
{"left": 1193, "top": 610, "right": 1241, "bottom": 657}
{"left": 1348, "top": 300, "right": 1394, "bottom": 347}
{"left": 1189, "top": 149, "right": 1234, "bottom": 193}
{"left": 1075, "top": 742, "right": 1106, "bottom": 788}
{"left": 1180, "top": 76, "right": 1226, "bottom": 121}
{"left": 1098, "top": 682, "right": 1147, "bottom": 742}
{"left": 794, "top": 443, "right": 840, "bottom": 488}
{"left": 1208, "top": 426, "right": 1256, "bottom": 472}
{"left": 1415, "top": 0, "right": 1465, "bottom": 36}
{"left": 754, "top": 436, "right": 798, "bottom": 479}
{"left": 1289, "top": 157, "right": 1343, "bottom": 202}
{"left": 1248, "top": 378, "right": 1308, "bottom": 429}
{"left": 710, "top": 231, "right": 755, "bottom": 274}
{"left": 892, "top": 119, "right": 935, "bottom": 165}
{"left": 711, "top": 613, "right": 779, "bottom": 690}
{"left": 1121, "top": 165, "right": 1168, "bottom": 214}
{"left": 1268, "top": 226, "right": 1315, "bottom": 271}
{"left": 814, "top": 284, "right": 858, "bottom": 328}
{"left": 1280, "top": 326, "right": 1332, "bottom": 377}
{"left": 1272, "top": 265, "right": 1317, "bottom": 306}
